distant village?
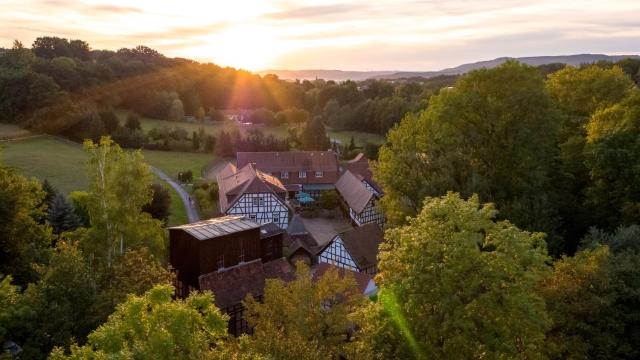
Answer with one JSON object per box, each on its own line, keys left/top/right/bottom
{"left": 169, "top": 150, "right": 384, "bottom": 335}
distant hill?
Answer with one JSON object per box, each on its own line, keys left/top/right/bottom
{"left": 257, "top": 69, "right": 396, "bottom": 81}
{"left": 261, "top": 54, "right": 640, "bottom": 81}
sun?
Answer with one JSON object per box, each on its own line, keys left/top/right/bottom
{"left": 185, "top": 24, "right": 282, "bottom": 71}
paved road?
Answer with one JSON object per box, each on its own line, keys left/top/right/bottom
{"left": 151, "top": 167, "right": 199, "bottom": 223}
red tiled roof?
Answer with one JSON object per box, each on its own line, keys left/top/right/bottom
{"left": 237, "top": 151, "right": 338, "bottom": 172}
{"left": 312, "top": 262, "right": 372, "bottom": 295}
{"left": 198, "top": 258, "right": 294, "bottom": 309}
{"left": 217, "top": 162, "right": 287, "bottom": 212}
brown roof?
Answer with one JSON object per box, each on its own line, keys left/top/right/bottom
{"left": 198, "top": 258, "right": 294, "bottom": 309}
{"left": 335, "top": 170, "right": 376, "bottom": 214}
{"left": 237, "top": 151, "right": 339, "bottom": 184}
{"left": 321, "top": 223, "right": 384, "bottom": 270}
{"left": 312, "top": 262, "right": 373, "bottom": 295}
{"left": 339, "top": 153, "right": 381, "bottom": 192}
{"left": 217, "top": 162, "right": 287, "bottom": 212}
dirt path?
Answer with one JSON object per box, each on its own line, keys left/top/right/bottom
{"left": 151, "top": 167, "right": 199, "bottom": 223}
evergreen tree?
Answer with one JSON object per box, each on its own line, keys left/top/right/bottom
{"left": 47, "top": 192, "right": 81, "bottom": 234}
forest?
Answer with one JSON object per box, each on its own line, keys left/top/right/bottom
{"left": 2, "top": 38, "right": 640, "bottom": 359}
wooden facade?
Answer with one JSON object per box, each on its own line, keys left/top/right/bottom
{"left": 317, "top": 223, "right": 383, "bottom": 276}
{"left": 226, "top": 193, "right": 290, "bottom": 229}
{"left": 349, "top": 197, "right": 385, "bottom": 229}
{"left": 318, "top": 236, "right": 359, "bottom": 272}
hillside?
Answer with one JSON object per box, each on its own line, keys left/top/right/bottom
{"left": 262, "top": 54, "right": 640, "bottom": 81}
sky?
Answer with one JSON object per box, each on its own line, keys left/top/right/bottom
{"left": 1, "top": 0, "right": 639, "bottom": 71}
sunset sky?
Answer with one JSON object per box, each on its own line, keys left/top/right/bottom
{"left": 2, "top": 0, "right": 639, "bottom": 71}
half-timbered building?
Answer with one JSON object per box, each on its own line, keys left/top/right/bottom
{"left": 318, "top": 223, "right": 384, "bottom": 275}
{"left": 236, "top": 151, "right": 339, "bottom": 198}
{"left": 217, "top": 163, "right": 291, "bottom": 229}
{"left": 335, "top": 170, "right": 385, "bottom": 228}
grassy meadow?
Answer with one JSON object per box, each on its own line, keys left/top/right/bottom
{"left": 0, "top": 134, "right": 214, "bottom": 226}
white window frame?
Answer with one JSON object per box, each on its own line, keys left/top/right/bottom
{"left": 281, "top": 171, "right": 289, "bottom": 179}
{"left": 272, "top": 213, "right": 279, "bottom": 223}
{"left": 249, "top": 214, "right": 257, "bottom": 221}
{"left": 315, "top": 171, "right": 323, "bottom": 178}
{"left": 299, "top": 170, "right": 307, "bottom": 178}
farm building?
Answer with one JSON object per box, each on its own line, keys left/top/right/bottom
{"left": 318, "top": 223, "right": 384, "bottom": 275}
{"left": 335, "top": 170, "right": 385, "bottom": 228}
{"left": 217, "top": 163, "right": 291, "bottom": 229}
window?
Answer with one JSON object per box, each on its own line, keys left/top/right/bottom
{"left": 259, "top": 197, "right": 264, "bottom": 206}
{"left": 272, "top": 213, "right": 279, "bottom": 224}
{"left": 252, "top": 197, "right": 259, "bottom": 206}
{"left": 299, "top": 171, "right": 307, "bottom": 178}
{"left": 217, "top": 254, "right": 224, "bottom": 269}
{"left": 315, "top": 171, "right": 323, "bottom": 178}
{"left": 281, "top": 171, "right": 289, "bottom": 179}
{"left": 249, "top": 214, "right": 257, "bottom": 221}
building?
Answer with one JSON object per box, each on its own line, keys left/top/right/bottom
{"left": 169, "top": 215, "right": 290, "bottom": 335}
{"left": 318, "top": 223, "right": 384, "bottom": 275}
{"left": 335, "top": 170, "right": 385, "bottom": 228}
{"left": 217, "top": 163, "right": 291, "bottom": 229}
{"left": 338, "top": 152, "right": 382, "bottom": 194}
{"left": 169, "top": 216, "right": 284, "bottom": 297}
{"left": 199, "top": 258, "right": 295, "bottom": 335}
{"left": 284, "top": 214, "right": 318, "bottom": 266}
{"left": 236, "top": 151, "right": 339, "bottom": 197}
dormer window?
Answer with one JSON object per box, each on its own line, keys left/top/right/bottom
{"left": 299, "top": 171, "right": 307, "bottom": 178}
{"left": 281, "top": 171, "right": 289, "bottom": 179}
{"left": 315, "top": 171, "right": 323, "bottom": 178}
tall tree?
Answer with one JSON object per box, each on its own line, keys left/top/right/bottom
{"left": 49, "top": 285, "right": 231, "bottom": 360}
{"left": 244, "top": 263, "right": 365, "bottom": 359}
{"left": 47, "top": 192, "right": 81, "bottom": 234}
{"left": 80, "top": 137, "right": 165, "bottom": 265}
{"left": 360, "top": 193, "right": 550, "bottom": 359}
{"left": 298, "top": 117, "right": 330, "bottom": 150}
{"left": 374, "top": 61, "right": 561, "bottom": 240}
{"left": 0, "top": 167, "right": 52, "bottom": 285}
{"left": 142, "top": 183, "right": 171, "bottom": 224}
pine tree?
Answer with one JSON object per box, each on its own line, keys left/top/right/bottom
{"left": 48, "top": 192, "right": 81, "bottom": 234}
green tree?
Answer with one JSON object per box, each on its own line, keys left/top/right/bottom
{"left": 99, "top": 109, "right": 120, "bottom": 134}
{"left": 20, "top": 241, "right": 98, "bottom": 358}
{"left": 125, "top": 112, "right": 141, "bottom": 131}
{"left": 361, "top": 193, "right": 550, "bottom": 359}
{"left": 373, "top": 61, "right": 561, "bottom": 239}
{"left": 142, "top": 183, "right": 171, "bottom": 224}
{"left": 168, "top": 98, "right": 184, "bottom": 121}
{"left": 79, "top": 137, "right": 165, "bottom": 265}
{"left": 196, "top": 106, "right": 205, "bottom": 121}
{"left": 69, "top": 190, "right": 91, "bottom": 227}
{"left": 48, "top": 192, "right": 81, "bottom": 234}
{"left": 243, "top": 263, "right": 365, "bottom": 359}
{"left": 50, "top": 285, "right": 230, "bottom": 360}
{"left": 0, "top": 166, "right": 52, "bottom": 285}
{"left": 298, "top": 117, "right": 330, "bottom": 151}
{"left": 0, "top": 275, "right": 30, "bottom": 345}
{"left": 91, "top": 248, "right": 175, "bottom": 327}
{"left": 192, "top": 130, "right": 200, "bottom": 150}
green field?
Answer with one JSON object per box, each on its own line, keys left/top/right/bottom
{"left": 0, "top": 135, "right": 213, "bottom": 226}
{"left": 0, "top": 123, "right": 32, "bottom": 140}
{"left": 115, "top": 109, "right": 385, "bottom": 146}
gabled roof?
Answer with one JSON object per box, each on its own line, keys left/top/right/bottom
{"left": 339, "top": 153, "right": 381, "bottom": 193}
{"left": 217, "top": 162, "right": 287, "bottom": 212}
{"left": 287, "top": 214, "right": 308, "bottom": 236}
{"left": 237, "top": 151, "right": 338, "bottom": 173}
{"left": 335, "top": 170, "right": 376, "bottom": 214}
{"left": 198, "top": 258, "right": 295, "bottom": 309}
{"left": 321, "top": 223, "right": 384, "bottom": 270}
{"left": 169, "top": 215, "right": 259, "bottom": 240}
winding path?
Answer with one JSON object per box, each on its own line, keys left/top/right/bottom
{"left": 151, "top": 167, "right": 199, "bottom": 223}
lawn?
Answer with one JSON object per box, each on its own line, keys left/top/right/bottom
{"left": 115, "top": 109, "right": 385, "bottom": 147}
{"left": 141, "top": 149, "right": 215, "bottom": 181}
{"left": 0, "top": 135, "right": 211, "bottom": 226}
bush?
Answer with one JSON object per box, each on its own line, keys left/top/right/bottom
{"left": 318, "top": 190, "right": 340, "bottom": 210}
